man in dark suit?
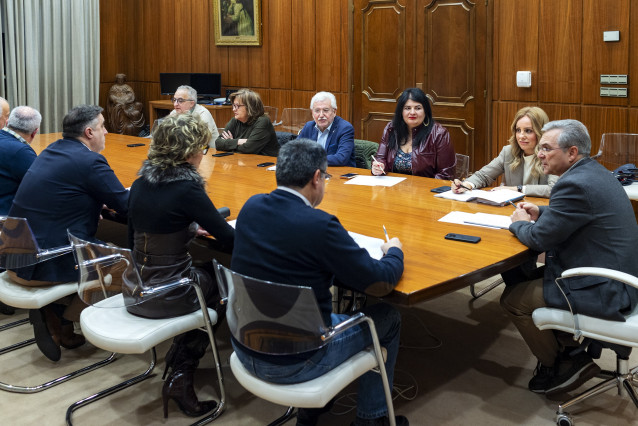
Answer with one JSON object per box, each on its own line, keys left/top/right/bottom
{"left": 0, "top": 106, "right": 41, "bottom": 215}
{"left": 231, "top": 139, "right": 408, "bottom": 426}
{"left": 298, "top": 91, "right": 356, "bottom": 167}
{"left": 502, "top": 119, "right": 638, "bottom": 397}
{"left": 8, "top": 104, "right": 129, "bottom": 361}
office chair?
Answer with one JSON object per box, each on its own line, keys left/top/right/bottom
{"left": 592, "top": 133, "right": 638, "bottom": 171}
{"left": 354, "top": 139, "right": 379, "bottom": 169}
{"left": 263, "top": 106, "right": 279, "bottom": 124}
{"left": 0, "top": 216, "right": 114, "bottom": 393}
{"left": 275, "top": 108, "right": 313, "bottom": 135}
{"left": 532, "top": 267, "right": 638, "bottom": 426}
{"left": 454, "top": 153, "right": 470, "bottom": 180}
{"left": 213, "top": 260, "right": 396, "bottom": 426}
{"left": 65, "top": 233, "right": 225, "bottom": 425}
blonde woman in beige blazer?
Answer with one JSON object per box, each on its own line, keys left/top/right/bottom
{"left": 453, "top": 106, "right": 557, "bottom": 198}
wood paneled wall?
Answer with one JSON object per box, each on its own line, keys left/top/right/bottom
{"left": 99, "top": 0, "right": 350, "bottom": 129}
{"left": 492, "top": 0, "right": 638, "bottom": 160}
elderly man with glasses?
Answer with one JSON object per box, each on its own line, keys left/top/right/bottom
{"left": 501, "top": 119, "right": 638, "bottom": 398}
{"left": 298, "top": 91, "right": 356, "bottom": 167}
{"left": 170, "top": 85, "right": 219, "bottom": 145}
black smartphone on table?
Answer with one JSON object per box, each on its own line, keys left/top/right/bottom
{"left": 340, "top": 173, "right": 358, "bottom": 179}
{"left": 212, "top": 152, "right": 234, "bottom": 157}
{"left": 430, "top": 185, "right": 451, "bottom": 193}
{"left": 257, "top": 162, "right": 275, "bottom": 167}
{"left": 445, "top": 233, "right": 481, "bottom": 243}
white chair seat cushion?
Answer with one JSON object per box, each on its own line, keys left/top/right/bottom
{"left": 533, "top": 307, "right": 638, "bottom": 348}
{"left": 80, "top": 294, "right": 218, "bottom": 354}
{"left": 0, "top": 271, "right": 77, "bottom": 309}
{"left": 229, "top": 348, "right": 378, "bottom": 408}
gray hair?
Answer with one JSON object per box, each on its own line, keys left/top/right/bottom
{"left": 176, "top": 85, "right": 197, "bottom": 101}
{"left": 541, "top": 119, "right": 591, "bottom": 156}
{"left": 7, "top": 106, "right": 42, "bottom": 134}
{"left": 62, "top": 105, "right": 103, "bottom": 139}
{"left": 276, "top": 138, "right": 328, "bottom": 188}
{"left": 310, "top": 91, "right": 337, "bottom": 110}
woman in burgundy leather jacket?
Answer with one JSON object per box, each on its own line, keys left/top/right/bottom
{"left": 372, "top": 88, "right": 456, "bottom": 179}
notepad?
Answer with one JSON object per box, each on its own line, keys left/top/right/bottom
{"left": 439, "top": 211, "right": 512, "bottom": 229}
{"left": 344, "top": 175, "right": 406, "bottom": 187}
{"left": 434, "top": 188, "right": 524, "bottom": 206}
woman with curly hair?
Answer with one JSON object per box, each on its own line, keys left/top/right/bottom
{"left": 127, "top": 113, "right": 234, "bottom": 418}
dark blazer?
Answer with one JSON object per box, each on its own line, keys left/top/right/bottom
{"left": 9, "top": 138, "right": 129, "bottom": 282}
{"left": 231, "top": 188, "right": 403, "bottom": 326}
{"left": 509, "top": 157, "right": 638, "bottom": 321}
{"left": 298, "top": 116, "right": 355, "bottom": 167}
{"left": 0, "top": 130, "right": 37, "bottom": 215}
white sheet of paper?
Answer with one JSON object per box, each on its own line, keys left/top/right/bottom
{"left": 438, "top": 211, "right": 512, "bottom": 229}
{"left": 344, "top": 175, "right": 406, "bottom": 187}
{"left": 267, "top": 165, "right": 276, "bottom": 171}
{"left": 348, "top": 231, "right": 384, "bottom": 260}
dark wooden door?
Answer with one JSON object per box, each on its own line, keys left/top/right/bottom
{"left": 352, "top": 0, "right": 488, "bottom": 170}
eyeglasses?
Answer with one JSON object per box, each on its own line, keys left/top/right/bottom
{"left": 539, "top": 145, "right": 566, "bottom": 153}
{"left": 312, "top": 108, "right": 333, "bottom": 115}
{"left": 320, "top": 170, "right": 332, "bottom": 181}
{"left": 172, "top": 98, "right": 194, "bottom": 104}
{"left": 232, "top": 103, "right": 246, "bottom": 110}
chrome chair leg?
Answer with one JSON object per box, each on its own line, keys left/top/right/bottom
{"left": 0, "top": 352, "right": 116, "bottom": 394}
{"left": 267, "top": 406, "right": 296, "bottom": 426}
{"left": 66, "top": 349, "right": 156, "bottom": 426}
{"left": 0, "top": 318, "right": 35, "bottom": 355}
{"left": 470, "top": 277, "right": 504, "bottom": 299}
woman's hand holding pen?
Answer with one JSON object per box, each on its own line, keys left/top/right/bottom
{"left": 451, "top": 179, "right": 473, "bottom": 193}
{"left": 371, "top": 155, "right": 386, "bottom": 176}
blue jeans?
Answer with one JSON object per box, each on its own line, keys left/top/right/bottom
{"left": 232, "top": 302, "right": 401, "bottom": 419}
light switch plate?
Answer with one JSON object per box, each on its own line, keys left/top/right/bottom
{"left": 516, "top": 71, "right": 532, "bottom": 88}
{"left": 603, "top": 31, "right": 620, "bottom": 42}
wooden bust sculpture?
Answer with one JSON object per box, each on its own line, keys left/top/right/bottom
{"left": 106, "top": 73, "right": 145, "bottom": 135}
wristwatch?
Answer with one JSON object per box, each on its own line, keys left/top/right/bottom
{"left": 517, "top": 185, "right": 523, "bottom": 193}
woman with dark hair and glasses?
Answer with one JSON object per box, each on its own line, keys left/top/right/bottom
{"left": 372, "top": 88, "right": 455, "bottom": 179}
{"left": 214, "top": 88, "right": 279, "bottom": 156}
{"left": 127, "top": 113, "right": 234, "bottom": 418}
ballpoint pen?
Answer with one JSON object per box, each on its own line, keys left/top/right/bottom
{"left": 371, "top": 155, "right": 386, "bottom": 175}
{"left": 509, "top": 200, "right": 518, "bottom": 208}
{"left": 383, "top": 224, "right": 390, "bottom": 242}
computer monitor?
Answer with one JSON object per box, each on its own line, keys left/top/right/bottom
{"left": 159, "top": 73, "right": 222, "bottom": 103}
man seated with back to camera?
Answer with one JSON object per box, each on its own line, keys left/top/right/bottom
{"left": 502, "top": 119, "right": 638, "bottom": 397}
{"left": 230, "top": 138, "right": 408, "bottom": 426}
{"left": 298, "top": 91, "right": 356, "bottom": 167}
{"left": 8, "top": 105, "right": 129, "bottom": 362}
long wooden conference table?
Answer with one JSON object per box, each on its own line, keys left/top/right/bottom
{"left": 31, "top": 132, "right": 544, "bottom": 306}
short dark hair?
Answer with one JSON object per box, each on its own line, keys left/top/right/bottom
{"left": 62, "top": 105, "right": 103, "bottom": 139}
{"left": 276, "top": 138, "right": 327, "bottom": 188}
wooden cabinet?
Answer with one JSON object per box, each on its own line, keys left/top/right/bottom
{"left": 148, "top": 100, "right": 234, "bottom": 129}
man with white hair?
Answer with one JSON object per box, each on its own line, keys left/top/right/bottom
{"left": 169, "top": 85, "right": 219, "bottom": 145}
{"left": 298, "top": 91, "right": 356, "bottom": 166}
{"left": 0, "top": 106, "right": 41, "bottom": 214}
{"left": 0, "top": 97, "right": 9, "bottom": 128}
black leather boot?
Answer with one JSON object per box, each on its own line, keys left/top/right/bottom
{"left": 161, "top": 330, "right": 216, "bottom": 418}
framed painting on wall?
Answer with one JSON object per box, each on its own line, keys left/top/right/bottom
{"left": 213, "top": 0, "right": 262, "bottom": 46}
